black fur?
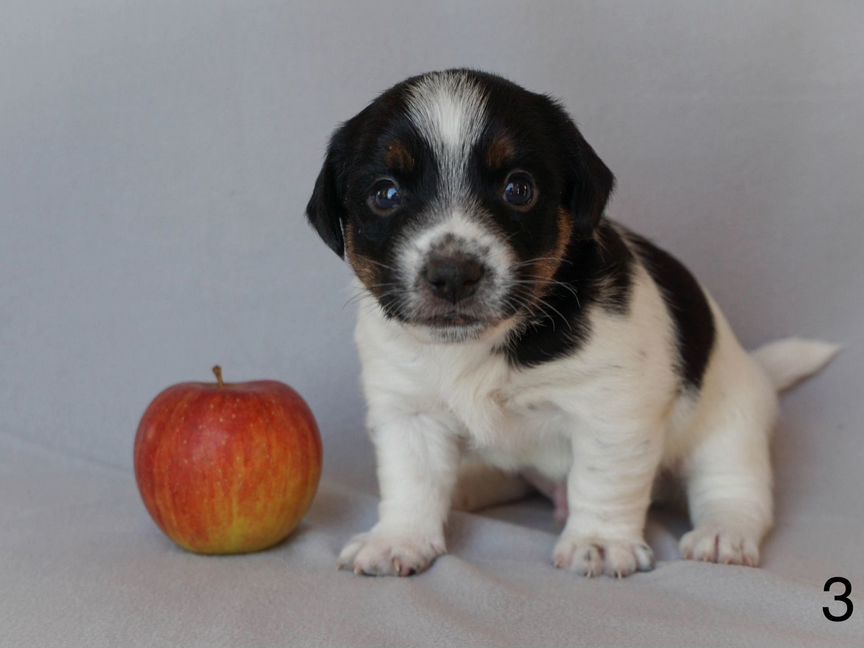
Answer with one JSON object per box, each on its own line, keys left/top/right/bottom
{"left": 539, "top": 96, "right": 615, "bottom": 240}
{"left": 627, "top": 232, "right": 716, "bottom": 389}
{"left": 307, "top": 80, "right": 440, "bottom": 319}
{"left": 503, "top": 222, "right": 635, "bottom": 368}
{"left": 306, "top": 128, "right": 348, "bottom": 257}
{"left": 306, "top": 70, "right": 619, "bottom": 327}
{"left": 306, "top": 70, "right": 715, "bottom": 381}
{"left": 306, "top": 82, "right": 434, "bottom": 260}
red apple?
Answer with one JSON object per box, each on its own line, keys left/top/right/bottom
{"left": 134, "top": 366, "right": 322, "bottom": 554}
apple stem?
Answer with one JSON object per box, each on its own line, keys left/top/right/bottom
{"left": 212, "top": 365, "right": 225, "bottom": 388}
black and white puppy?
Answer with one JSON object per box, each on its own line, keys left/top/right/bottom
{"left": 306, "top": 69, "right": 837, "bottom": 578}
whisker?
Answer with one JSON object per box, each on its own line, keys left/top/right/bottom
{"left": 508, "top": 277, "right": 581, "bottom": 301}
{"left": 507, "top": 285, "right": 574, "bottom": 332}
{"left": 512, "top": 256, "right": 573, "bottom": 269}
{"left": 507, "top": 294, "right": 552, "bottom": 331}
{"left": 507, "top": 289, "right": 560, "bottom": 332}
{"left": 354, "top": 257, "right": 399, "bottom": 273}
{"left": 342, "top": 284, "right": 401, "bottom": 309}
{"left": 536, "top": 297, "right": 572, "bottom": 331}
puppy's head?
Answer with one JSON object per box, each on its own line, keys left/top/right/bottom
{"left": 306, "top": 69, "right": 613, "bottom": 342}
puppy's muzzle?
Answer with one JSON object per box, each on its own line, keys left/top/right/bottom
{"left": 421, "top": 252, "right": 486, "bottom": 304}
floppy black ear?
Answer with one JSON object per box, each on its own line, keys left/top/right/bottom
{"left": 305, "top": 127, "right": 350, "bottom": 258}
{"left": 549, "top": 101, "right": 615, "bottom": 239}
{"left": 567, "top": 132, "right": 614, "bottom": 239}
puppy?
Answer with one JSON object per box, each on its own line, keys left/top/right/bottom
{"left": 306, "top": 69, "right": 837, "bottom": 577}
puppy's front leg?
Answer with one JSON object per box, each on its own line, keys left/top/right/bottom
{"left": 338, "top": 413, "right": 460, "bottom": 576}
{"left": 553, "top": 419, "right": 662, "bottom": 578}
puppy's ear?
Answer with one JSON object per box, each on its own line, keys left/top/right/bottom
{"left": 306, "top": 126, "right": 351, "bottom": 258}
{"left": 549, "top": 100, "right": 615, "bottom": 239}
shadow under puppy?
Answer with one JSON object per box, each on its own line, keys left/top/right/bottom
{"left": 305, "top": 69, "right": 837, "bottom": 577}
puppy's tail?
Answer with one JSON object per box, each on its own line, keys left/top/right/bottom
{"left": 751, "top": 337, "right": 840, "bottom": 392}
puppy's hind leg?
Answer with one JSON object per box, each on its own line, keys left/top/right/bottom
{"left": 451, "top": 457, "right": 532, "bottom": 513}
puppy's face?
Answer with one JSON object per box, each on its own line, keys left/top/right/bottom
{"left": 307, "top": 70, "right": 613, "bottom": 342}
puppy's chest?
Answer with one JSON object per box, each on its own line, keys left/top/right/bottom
{"left": 417, "top": 346, "right": 567, "bottom": 448}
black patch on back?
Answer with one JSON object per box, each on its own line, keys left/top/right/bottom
{"left": 504, "top": 222, "right": 635, "bottom": 367}
{"left": 626, "top": 232, "right": 716, "bottom": 389}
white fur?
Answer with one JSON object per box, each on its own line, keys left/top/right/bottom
{"left": 397, "top": 72, "right": 515, "bottom": 346}
{"left": 340, "top": 254, "right": 835, "bottom": 576}
{"left": 397, "top": 210, "right": 515, "bottom": 327}
{"left": 752, "top": 338, "right": 840, "bottom": 391}
{"left": 405, "top": 70, "right": 486, "bottom": 201}
{"left": 337, "top": 76, "right": 836, "bottom": 578}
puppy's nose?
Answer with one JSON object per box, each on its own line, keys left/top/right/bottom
{"left": 422, "top": 253, "right": 485, "bottom": 303}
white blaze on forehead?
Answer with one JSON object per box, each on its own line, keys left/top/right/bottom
{"left": 399, "top": 73, "right": 512, "bottom": 320}
{"left": 405, "top": 71, "right": 487, "bottom": 196}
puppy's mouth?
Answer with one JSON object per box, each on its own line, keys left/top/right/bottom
{"left": 415, "top": 312, "right": 488, "bottom": 328}
{"left": 373, "top": 286, "right": 500, "bottom": 331}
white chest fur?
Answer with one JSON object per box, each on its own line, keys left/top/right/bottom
{"left": 359, "top": 309, "right": 549, "bottom": 428}
{"left": 354, "top": 265, "right": 683, "bottom": 480}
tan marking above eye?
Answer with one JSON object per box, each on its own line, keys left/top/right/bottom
{"left": 486, "top": 133, "right": 516, "bottom": 169}
{"left": 384, "top": 141, "right": 414, "bottom": 172}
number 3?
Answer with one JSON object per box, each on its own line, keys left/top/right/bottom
{"left": 823, "top": 577, "right": 853, "bottom": 622}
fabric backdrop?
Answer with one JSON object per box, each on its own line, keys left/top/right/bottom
{"left": 1, "top": 1, "right": 862, "bottom": 646}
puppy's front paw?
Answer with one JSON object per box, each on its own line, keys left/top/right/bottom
{"left": 337, "top": 531, "right": 445, "bottom": 577}
{"left": 680, "top": 525, "right": 760, "bottom": 567}
{"left": 553, "top": 534, "right": 655, "bottom": 578}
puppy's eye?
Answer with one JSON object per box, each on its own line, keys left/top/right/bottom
{"left": 502, "top": 171, "right": 536, "bottom": 209}
{"left": 368, "top": 178, "right": 401, "bottom": 214}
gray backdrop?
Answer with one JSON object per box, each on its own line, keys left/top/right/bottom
{"left": 2, "top": 1, "right": 862, "bottom": 646}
